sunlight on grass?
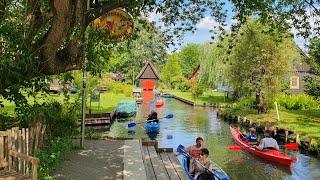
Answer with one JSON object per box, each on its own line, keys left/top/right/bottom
{"left": 168, "top": 90, "right": 232, "bottom": 105}
{"left": 224, "top": 108, "right": 320, "bottom": 138}
{"left": 0, "top": 92, "right": 133, "bottom": 116}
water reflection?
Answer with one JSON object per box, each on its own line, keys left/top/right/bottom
{"left": 108, "top": 98, "right": 320, "bottom": 179}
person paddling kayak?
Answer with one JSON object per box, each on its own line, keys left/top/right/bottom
{"left": 241, "top": 127, "right": 258, "bottom": 145}
{"left": 186, "top": 137, "right": 205, "bottom": 160}
{"left": 146, "top": 110, "right": 159, "bottom": 123}
{"left": 255, "top": 130, "right": 280, "bottom": 151}
{"left": 189, "top": 148, "right": 214, "bottom": 180}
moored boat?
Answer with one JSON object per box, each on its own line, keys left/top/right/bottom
{"left": 144, "top": 122, "right": 160, "bottom": 133}
{"left": 161, "top": 93, "right": 173, "bottom": 98}
{"left": 155, "top": 100, "right": 164, "bottom": 108}
{"left": 115, "top": 100, "right": 137, "bottom": 118}
{"left": 180, "top": 155, "right": 229, "bottom": 180}
{"left": 230, "top": 126, "right": 297, "bottom": 167}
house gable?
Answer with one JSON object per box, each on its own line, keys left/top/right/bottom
{"left": 136, "top": 62, "right": 160, "bottom": 80}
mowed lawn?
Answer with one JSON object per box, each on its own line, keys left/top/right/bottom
{"left": 168, "top": 90, "right": 233, "bottom": 105}
{"left": 0, "top": 92, "right": 133, "bottom": 116}
{"left": 224, "top": 107, "right": 320, "bottom": 138}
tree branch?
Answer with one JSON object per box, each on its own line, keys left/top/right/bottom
{"left": 304, "top": 0, "right": 320, "bottom": 16}
{"left": 0, "top": 0, "right": 6, "bottom": 21}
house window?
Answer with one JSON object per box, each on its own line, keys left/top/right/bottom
{"left": 290, "top": 76, "right": 299, "bottom": 89}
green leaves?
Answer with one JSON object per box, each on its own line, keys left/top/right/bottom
{"left": 227, "top": 20, "right": 302, "bottom": 108}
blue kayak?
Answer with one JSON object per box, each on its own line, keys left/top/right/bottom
{"left": 144, "top": 122, "right": 160, "bottom": 133}
{"left": 180, "top": 155, "right": 229, "bottom": 180}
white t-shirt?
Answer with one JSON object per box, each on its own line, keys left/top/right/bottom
{"left": 258, "top": 137, "right": 279, "bottom": 150}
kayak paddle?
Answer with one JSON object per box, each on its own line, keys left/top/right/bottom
{"left": 284, "top": 143, "right": 299, "bottom": 150}
{"left": 127, "top": 114, "right": 173, "bottom": 128}
{"left": 228, "top": 146, "right": 242, "bottom": 151}
{"left": 177, "top": 145, "right": 224, "bottom": 180}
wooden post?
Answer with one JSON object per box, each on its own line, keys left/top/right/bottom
{"left": 7, "top": 129, "right": 12, "bottom": 171}
{"left": 296, "top": 134, "right": 300, "bottom": 144}
{"left": 31, "top": 158, "right": 39, "bottom": 180}
{"left": 274, "top": 102, "right": 280, "bottom": 121}
{"left": 285, "top": 130, "right": 289, "bottom": 143}
{"left": 22, "top": 128, "right": 26, "bottom": 175}
{"left": 0, "top": 132, "right": 3, "bottom": 166}
{"left": 17, "top": 129, "right": 21, "bottom": 173}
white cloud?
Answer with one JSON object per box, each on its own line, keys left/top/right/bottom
{"left": 196, "top": 16, "right": 219, "bottom": 30}
{"left": 146, "top": 12, "right": 162, "bottom": 23}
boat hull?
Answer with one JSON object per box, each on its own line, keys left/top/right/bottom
{"left": 180, "top": 155, "right": 229, "bottom": 180}
{"left": 229, "top": 126, "right": 296, "bottom": 167}
{"left": 144, "top": 122, "right": 160, "bottom": 133}
{"left": 115, "top": 100, "right": 137, "bottom": 118}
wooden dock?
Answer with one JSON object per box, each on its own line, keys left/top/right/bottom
{"left": 124, "top": 140, "right": 188, "bottom": 180}
{"left": 77, "top": 112, "right": 114, "bottom": 126}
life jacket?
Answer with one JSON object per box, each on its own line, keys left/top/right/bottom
{"left": 248, "top": 134, "right": 258, "bottom": 145}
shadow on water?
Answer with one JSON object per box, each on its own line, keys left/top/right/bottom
{"left": 108, "top": 98, "right": 320, "bottom": 180}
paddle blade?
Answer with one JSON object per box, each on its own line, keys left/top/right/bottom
{"left": 284, "top": 143, "right": 298, "bottom": 150}
{"left": 127, "top": 122, "right": 136, "bottom": 128}
{"left": 177, "top": 144, "right": 186, "bottom": 154}
{"left": 165, "top": 114, "right": 173, "bottom": 119}
{"left": 228, "top": 146, "right": 242, "bottom": 151}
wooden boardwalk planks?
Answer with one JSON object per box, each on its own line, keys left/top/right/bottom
{"left": 159, "top": 153, "right": 180, "bottom": 180}
{"left": 167, "top": 153, "right": 190, "bottom": 180}
{"left": 147, "top": 146, "right": 170, "bottom": 180}
{"left": 142, "top": 146, "right": 157, "bottom": 179}
{"left": 124, "top": 140, "right": 147, "bottom": 180}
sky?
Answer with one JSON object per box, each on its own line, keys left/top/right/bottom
{"left": 146, "top": 2, "right": 317, "bottom": 53}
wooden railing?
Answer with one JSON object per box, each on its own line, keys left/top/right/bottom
{"left": 0, "top": 127, "right": 39, "bottom": 180}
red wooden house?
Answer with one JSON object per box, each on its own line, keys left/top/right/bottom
{"left": 136, "top": 62, "right": 160, "bottom": 91}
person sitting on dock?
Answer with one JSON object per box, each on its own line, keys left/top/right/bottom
{"left": 146, "top": 110, "right": 159, "bottom": 123}
{"left": 256, "top": 130, "right": 280, "bottom": 151}
{"left": 186, "top": 137, "right": 205, "bottom": 160}
{"left": 189, "top": 148, "right": 213, "bottom": 180}
{"left": 241, "top": 127, "right": 258, "bottom": 145}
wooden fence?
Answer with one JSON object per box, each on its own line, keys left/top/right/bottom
{"left": 0, "top": 127, "right": 39, "bottom": 180}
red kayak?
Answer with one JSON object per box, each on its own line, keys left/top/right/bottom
{"left": 155, "top": 100, "right": 164, "bottom": 108}
{"left": 230, "top": 126, "right": 297, "bottom": 167}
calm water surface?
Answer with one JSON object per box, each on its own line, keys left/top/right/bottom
{"left": 108, "top": 98, "right": 320, "bottom": 180}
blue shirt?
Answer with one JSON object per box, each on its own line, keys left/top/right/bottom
{"left": 241, "top": 133, "right": 257, "bottom": 141}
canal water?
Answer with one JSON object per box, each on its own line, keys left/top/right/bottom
{"left": 108, "top": 98, "right": 320, "bottom": 180}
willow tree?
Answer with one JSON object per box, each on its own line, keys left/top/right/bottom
{"left": 199, "top": 42, "right": 229, "bottom": 87}
{"left": 228, "top": 21, "right": 302, "bottom": 113}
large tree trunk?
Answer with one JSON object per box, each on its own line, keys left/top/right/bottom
{"left": 36, "top": 0, "right": 130, "bottom": 75}
{"left": 256, "top": 91, "right": 267, "bottom": 114}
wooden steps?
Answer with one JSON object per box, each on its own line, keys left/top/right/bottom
{"left": 123, "top": 140, "right": 188, "bottom": 180}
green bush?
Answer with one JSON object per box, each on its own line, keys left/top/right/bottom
{"left": 35, "top": 137, "right": 74, "bottom": 180}
{"left": 176, "top": 79, "right": 190, "bottom": 92}
{"left": 305, "top": 75, "right": 320, "bottom": 98}
{"left": 190, "top": 81, "right": 205, "bottom": 99}
{"left": 234, "top": 97, "right": 256, "bottom": 108}
{"left": 17, "top": 101, "right": 79, "bottom": 139}
{"left": 112, "top": 83, "right": 123, "bottom": 94}
{"left": 122, "top": 84, "right": 133, "bottom": 97}
{"left": 275, "top": 93, "right": 320, "bottom": 110}
{"left": 0, "top": 115, "right": 20, "bottom": 130}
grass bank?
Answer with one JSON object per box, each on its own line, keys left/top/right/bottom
{"left": 0, "top": 92, "right": 133, "bottom": 116}
{"left": 167, "top": 90, "right": 233, "bottom": 105}
{"left": 222, "top": 107, "right": 320, "bottom": 138}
